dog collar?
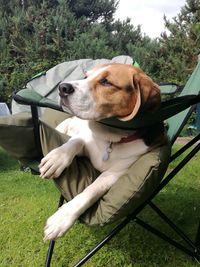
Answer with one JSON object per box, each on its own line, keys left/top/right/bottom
{"left": 118, "top": 131, "right": 140, "bottom": 144}
{"left": 102, "top": 131, "right": 140, "bottom": 161}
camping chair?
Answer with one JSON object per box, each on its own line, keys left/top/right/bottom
{"left": 1, "top": 57, "right": 200, "bottom": 266}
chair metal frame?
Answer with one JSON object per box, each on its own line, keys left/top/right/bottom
{"left": 14, "top": 88, "right": 200, "bottom": 267}
{"left": 44, "top": 133, "right": 200, "bottom": 267}
{"left": 28, "top": 103, "right": 200, "bottom": 266}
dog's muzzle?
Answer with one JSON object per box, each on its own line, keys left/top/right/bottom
{"left": 59, "top": 83, "right": 75, "bottom": 97}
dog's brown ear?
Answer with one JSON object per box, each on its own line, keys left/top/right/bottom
{"left": 118, "top": 84, "right": 141, "bottom": 121}
{"left": 118, "top": 68, "right": 160, "bottom": 122}
{"left": 135, "top": 73, "right": 161, "bottom": 113}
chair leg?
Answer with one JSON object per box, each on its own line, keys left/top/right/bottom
{"left": 195, "top": 221, "right": 200, "bottom": 261}
{"left": 73, "top": 215, "right": 133, "bottom": 267}
{"left": 149, "top": 201, "right": 197, "bottom": 251}
{"left": 136, "top": 202, "right": 200, "bottom": 262}
{"left": 45, "top": 240, "right": 55, "bottom": 267}
{"left": 196, "top": 221, "right": 200, "bottom": 248}
{"left": 44, "top": 194, "right": 65, "bottom": 267}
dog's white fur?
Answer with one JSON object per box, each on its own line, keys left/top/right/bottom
{"left": 39, "top": 64, "right": 159, "bottom": 241}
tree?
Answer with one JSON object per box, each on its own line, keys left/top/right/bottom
{"left": 67, "top": 0, "right": 118, "bottom": 22}
{"left": 0, "top": 0, "right": 157, "bottom": 102}
{"left": 109, "top": 18, "right": 142, "bottom": 55}
{"left": 158, "top": 0, "right": 200, "bottom": 83}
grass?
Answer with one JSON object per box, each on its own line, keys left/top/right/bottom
{"left": 0, "top": 144, "right": 199, "bottom": 267}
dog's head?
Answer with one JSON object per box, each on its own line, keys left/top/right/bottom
{"left": 59, "top": 63, "right": 161, "bottom": 120}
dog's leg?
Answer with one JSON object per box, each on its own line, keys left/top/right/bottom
{"left": 39, "top": 137, "right": 84, "bottom": 179}
{"left": 44, "top": 170, "right": 124, "bottom": 241}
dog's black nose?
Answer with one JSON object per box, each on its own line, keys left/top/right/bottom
{"left": 59, "top": 83, "right": 74, "bottom": 96}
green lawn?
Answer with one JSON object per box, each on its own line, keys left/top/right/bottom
{"left": 0, "top": 145, "right": 199, "bottom": 267}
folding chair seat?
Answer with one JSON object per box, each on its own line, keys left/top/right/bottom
{"left": 1, "top": 57, "right": 200, "bottom": 266}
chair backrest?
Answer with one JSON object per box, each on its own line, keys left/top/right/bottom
{"left": 166, "top": 61, "right": 200, "bottom": 144}
{"left": 11, "top": 56, "right": 133, "bottom": 114}
{"left": 159, "top": 83, "right": 180, "bottom": 95}
{"left": 12, "top": 57, "right": 200, "bottom": 145}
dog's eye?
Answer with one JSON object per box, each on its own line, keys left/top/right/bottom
{"left": 99, "top": 78, "right": 112, "bottom": 86}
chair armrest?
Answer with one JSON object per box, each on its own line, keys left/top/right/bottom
{"left": 13, "top": 89, "right": 63, "bottom": 111}
{"left": 100, "top": 95, "right": 200, "bottom": 130}
{"left": 159, "top": 83, "right": 184, "bottom": 95}
{"left": 13, "top": 89, "right": 200, "bottom": 130}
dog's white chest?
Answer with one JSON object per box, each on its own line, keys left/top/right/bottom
{"left": 56, "top": 117, "right": 148, "bottom": 173}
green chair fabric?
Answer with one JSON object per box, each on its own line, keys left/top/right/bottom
{"left": 167, "top": 61, "right": 200, "bottom": 143}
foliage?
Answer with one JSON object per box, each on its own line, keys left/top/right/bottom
{"left": 0, "top": 0, "right": 200, "bottom": 103}
{"left": 0, "top": 0, "right": 141, "bottom": 102}
{"left": 67, "top": 0, "right": 118, "bottom": 22}
{"left": 158, "top": 0, "right": 200, "bottom": 83}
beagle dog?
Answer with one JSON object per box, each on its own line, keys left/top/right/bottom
{"left": 39, "top": 63, "right": 166, "bottom": 241}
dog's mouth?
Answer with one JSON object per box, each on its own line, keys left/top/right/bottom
{"left": 59, "top": 96, "right": 67, "bottom": 106}
{"left": 59, "top": 96, "right": 139, "bottom": 122}
{"left": 59, "top": 97, "right": 73, "bottom": 114}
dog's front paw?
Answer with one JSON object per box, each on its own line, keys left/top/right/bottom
{"left": 39, "top": 147, "right": 72, "bottom": 179}
{"left": 43, "top": 203, "right": 78, "bottom": 241}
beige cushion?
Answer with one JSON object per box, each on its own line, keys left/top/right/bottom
{"left": 40, "top": 119, "right": 171, "bottom": 225}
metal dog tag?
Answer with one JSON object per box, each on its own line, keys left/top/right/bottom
{"left": 102, "top": 142, "right": 113, "bottom": 161}
{"left": 102, "top": 151, "right": 109, "bottom": 161}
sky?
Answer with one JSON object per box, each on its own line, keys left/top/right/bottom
{"left": 115, "top": 0, "right": 186, "bottom": 38}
